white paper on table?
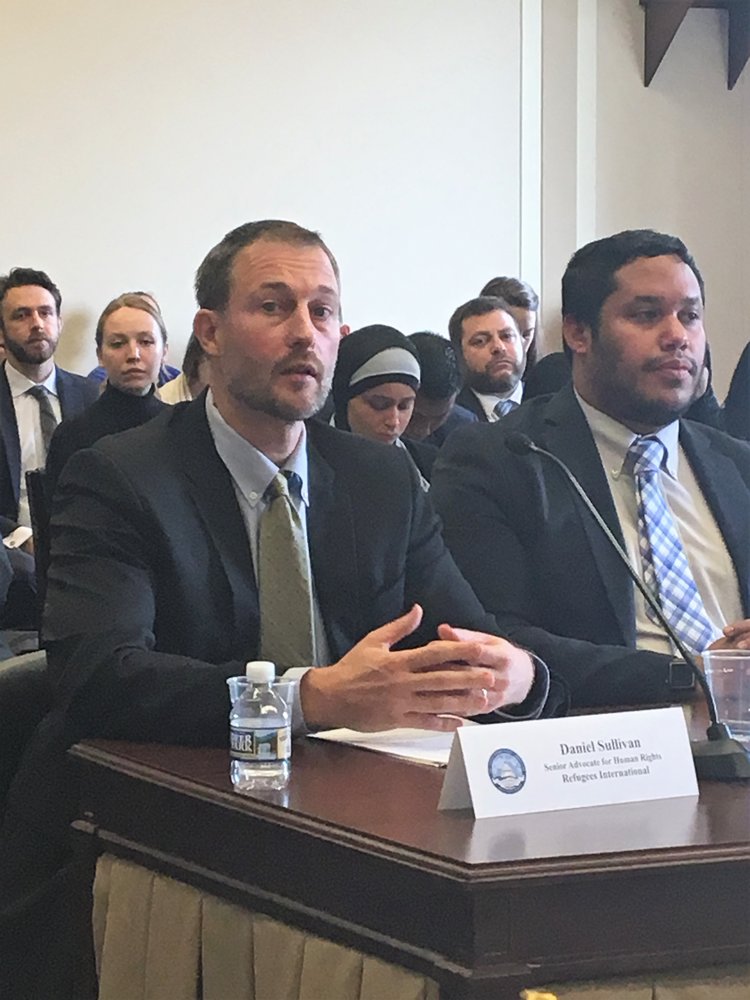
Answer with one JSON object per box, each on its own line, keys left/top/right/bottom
{"left": 309, "top": 723, "right": 476, "bottom": 766}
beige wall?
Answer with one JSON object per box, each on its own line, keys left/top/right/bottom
{"left": 594, "top": 3, "right": 750, "bottom": 395}
{"left": 1, "top": 1, "right": 747, "bottom": 394}
{"left": 537, "top": 1, "right": 749, "bottom": 396}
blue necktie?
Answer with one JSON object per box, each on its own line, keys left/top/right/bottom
{"left": 493, "top": 399, "right": 518, "bottom": 419}
{"left": 626, "top": 436, "right": 715, "bottom": 654}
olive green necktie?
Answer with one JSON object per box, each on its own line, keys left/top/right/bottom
{"left": 258, "top": 471, "right": 316, "bottom": 668}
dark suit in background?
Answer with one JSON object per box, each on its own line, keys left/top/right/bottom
{"left": 401, "top": 435, "right": 439, "bottom": 482}
{"left": 0, "top": 363, "right": 98, "bottom": 627}
{"left": 0, "top": 362, "right": 99, "bottom": 522}
{"left": 432, "top": 385, "right": 750, "bottom": 707}
{"left": 724, "top": 342, "right": 750, "bottom": 440}
{"left": 455, "top": 384, "right": 488, "bottom": 422}
{"left": 422, "top": 401, "right": 478, "bottom": 448}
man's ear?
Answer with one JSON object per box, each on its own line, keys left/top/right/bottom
{"left": 340, "top": 324, "right": 351, "bottom": 338}
{"left": 562, "top": 316, "right": 592, "bottom": 357}
{"left": 193, "top": 309, "right": 221, "bottom": 357}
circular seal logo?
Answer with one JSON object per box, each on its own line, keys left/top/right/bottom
{"left": 488, "top": 748, "right": 527, "bottom": 794}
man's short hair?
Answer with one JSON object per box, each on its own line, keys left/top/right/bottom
{"left": 194, "top": 220, "right": 340, "bottom": 311}
{"left": 561, "top": 229, "right": 705, "bottom": 331}
{"left": 95, "top": 292, "right": 168, "bottom": 350}
{"left": 0, "top": 267, "right": 62, "bottom": 331}
{"left": 480, "top": 276, "right": 539, "bottom": 312}
{"left": 448, "top": 295, "right": 515, "bottom": 353}
{"left": 408, "top": 331, "right": 461, "bottom": 399}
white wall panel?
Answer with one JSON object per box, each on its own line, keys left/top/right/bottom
{"left": 0, "top": 1, "right": 523, "bottom": 372}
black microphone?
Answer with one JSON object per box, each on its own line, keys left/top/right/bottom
{"left": 505, "top": 431, "right": 750, "bottom": 781}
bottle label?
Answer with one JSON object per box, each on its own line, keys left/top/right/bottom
{"left": 230, "top": 726, "right": 291, "bottom": 762}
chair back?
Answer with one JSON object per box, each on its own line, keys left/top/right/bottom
{"left": 25, "top": 469, "right": 50, "bottom": 623}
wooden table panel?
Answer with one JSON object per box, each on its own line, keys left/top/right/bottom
{"left": 70, "top": 728, "right": 750, "bottom": 999}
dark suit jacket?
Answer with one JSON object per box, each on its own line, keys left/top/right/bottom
{"left": 0, "top": 363, "right": 99, "bottom": 522}
{"left": 42, "top": 398, "right": 554, "bottom": 746}
{"left": 724, "top": 342, "right": 750, "bottom": 440}
{"left": 432, "top": 384, "right": 750, "bottom": 708}
{"left": 456, "top": 385, "right": 488, "bottom": 422}
{"left": 0, "top": 397, "right": 563, "bottom": 981}
{"left": 421, "top": 403, "right": 478, "bottom": 448}
{"left": 401, "top": 435, "right": 439, "bottom": 482}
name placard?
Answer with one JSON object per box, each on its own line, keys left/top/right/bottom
{"left": 438, "top": 708, "right": 698, "bottom": 818}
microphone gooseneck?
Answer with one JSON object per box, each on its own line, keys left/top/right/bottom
{"left": 506, "top": 433, "right": 750, "bottom": 780}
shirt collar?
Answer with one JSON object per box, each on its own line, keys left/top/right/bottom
{"left": 205, "top": 389, "right": 309, "bottom": 508}
{"left": 471, "top": 382, "right": 524, "bottom": 419}
{"left": 575, "top": 389, "right": 680, "bottom": 481}
{"left": 5, "top": 361, "right": 58, "bottom": 399}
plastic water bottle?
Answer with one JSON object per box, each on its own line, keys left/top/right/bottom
{"left": 229, "top": 661, "right": 291, "bottom": 791}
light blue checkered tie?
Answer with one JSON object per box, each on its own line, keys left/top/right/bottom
{"left": 627, "top": 436, "right": 715, "bottom": 654}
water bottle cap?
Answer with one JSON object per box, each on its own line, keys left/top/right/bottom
{"left": 245, "top": 660, "right": 275, "bottom": 683}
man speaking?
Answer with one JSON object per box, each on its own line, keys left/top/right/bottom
{"left": 1, "top": 220, "right": 560, "bottom": 995}
{"left": 42, "top": 220, "right": 554, "bottom": 739}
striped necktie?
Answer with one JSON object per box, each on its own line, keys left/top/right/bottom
{"left": 258, "top": 471, "right": 317, "bottom": 668}
{"left": 27, "top": 384, "right": 58, "bottom": 455}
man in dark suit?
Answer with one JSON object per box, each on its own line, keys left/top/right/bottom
{"left": 450, "top": 295, "right": 526, "bottom": 422}
{"left": 41, "top": 222, "right": 555, "bottom": 738}
{"left": 2, "top": 221, "right": 560, "bottom": 997}
{"left": 433, "top": 229, "right": 750, "bottom": 709}
{"left": 0, "top": 268, "right": 98, "bottom": 626}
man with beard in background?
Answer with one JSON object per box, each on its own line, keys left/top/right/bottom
{"left": 449, "top": 295, "right": 526, "bottom": 421}
{"left": 0, "top": 268, "right": 97, "bottom": 627}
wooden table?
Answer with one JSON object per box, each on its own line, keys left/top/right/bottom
{"left": 69, "top": 722, "right": 750, "bottom": 1000}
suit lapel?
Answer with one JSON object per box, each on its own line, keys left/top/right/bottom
{"left": 457, "top": 386, "right": 488, "bottom": 422}
{"left": 681, "top": 423, "right": 750, "bottom": 614}
{"left": 306, "top": 427, "right": 361, "bottom": 660}
{"left": 542, "top": 386, "right": 637, "bottom": 642}
{"left": 175, "top": 400, "right": 260, "bottom": 655}
{"left": 55, "top": 368, "right": 74, "bottom": 416}
{"left": 0, "top": 364, "right": 22, "bottom": 512}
